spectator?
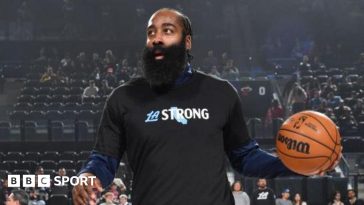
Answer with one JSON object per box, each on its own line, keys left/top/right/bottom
{"left": 40, "top": 66, "right": 57, "bottom": 84}
{"left": 276, "top": 189, "right": 293, "bottom": 205}
{"left": 104, "top": 68, "right": 118, "bottom": 88}
{"left": 1, "top": 179, "right": 12, "bottom": 205}
{"left": 28, "top": 189, "right": 46, "bottom": 205}
{"left": 92, "top": 52, "right": 103, "bottom": 70}
{"left": 221, "top": 59, "right": 240, "bottom": 80}
{"left": 311, "top": 56, "right": 326, "bottom": 71}
{"left": 82, "top": 80, "right": 99, "bottom": 98}
{"left": 231, "top": 180, "right": 250, "bottom": 205}
{"left": 264, "top": 99, "right": 284, "bottom": 127}
{"left": 337, "top": 106, "right": 358, "bottom": 135}
{"left": 99, "top": 192, "right": 116, "bottom": 205}
{"left": 309, "top": 89, "right": 326, "bottom": 110}
{"left": 76, "top": 51, "right": 90, "bottom": 73}
{"left": 218, "top": 52, "right": 229, "bottom": 71}
{"left": 345, "top": 189, "right": 364, "bottom": 205}
{"left": 59, "top": 53, "right": 75, "bottom": 74}
{"left": 5, "top": 189, "right": 29, "bottom": 205}
{"left": 103, "top": 49, "right": 117, "bottom": 69}
{"left": 292, "top": 193, "right": 307, "bottom": 205}
{"left": 91, "top": 67, "right": 102, "bottom": 84}
{"left": 202, "top": 50, "right": 218, "bottom": 71}
{"left": 251, "top": 178, "right": 275, "bottom": 205}
{"left": 325, "top": 107, "right": 338, "bottom": 123}
{"left": 352, "top": 99, "right": 364, "bottom": 119}
{"left": 327, "top": 92, "right": 343, "bottom": 108}
{"left": 287, "top": 83, "right": 307, "bottom": 115}
{"left": 208, "top": 66, "right": 221, "bottom": 77}
{"left": 108, "top": 182, "right": 120, "bottom": 201}
{"left": 118, "top": 194, "right": 131, "bottom": 205}
{"left": 299, "top": 55, "right": 311, "bottom": 72}
{"left": 99, "top": 80, "right": 113, "bottom": 97}
{"left": 329, "top": 191, "right": 344, "bottom": 205}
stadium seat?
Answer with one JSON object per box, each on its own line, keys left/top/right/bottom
{"left": 42, "top": 151, "right": 60, "bottom": 161}
{"left": 12, "top": 169, "right": 30, "bottom": 175}
{"left": 0, "top": 121, "right": 11, "bottom": 138}
{"left": 6, "top": 152, "right": 24, "bottom": 161}
{"left": 79, "top": 151, "right": 91, "bottom": 159}
{"left": 13, "top": 102, "right": 32, "bottom": 111}
{"left": 17, "top": 95, "right": 35, "bottom": 103}
{"left": 54, "top": 87, "right": 70, "bottom": 96}
{"left": 46, "top": 111, "right": 63, "bottom": 121}
{"left": 20, "top": 160, "right": 38, "bottom": 171}
{"left": 40, "top": 160, "right": 57, "bottom": 170}
{"left": 20, "top": 87, "right": 37, "bottom": 95}
{"left": 28, "top": 111, "right": 46, "bottom": 122}
{"left": 38, "top": 87, "right": 52, "bottom": 95}
{"left": 58, "top": 160, "right": 74, "bottom": 169}
{"left": 48, "top": 194, "right": 69, "bottom": 205}
{"left": 60, "top": 151, "right": 78, "bottom": 161}
{"left": 46, "top": 103, "right": 64, "bottom": 111}
{"left": 43, "top": 169, "right": 56, "bottom": 177}
{"left": 24, "top": 121, "right": 44, "bottom": 141}
{"left": 75, "top": 121, "right": 91, "bottom": 141}
{"left": 34, "top": 95, "right": 52, "bottom": 104}
{"left": 2, "top": 160, "right": 18, "bottom": 171}
{"left": 24, "top": 152, "right": 41, "bottom": 161}
{"left": 9, "top": 111, "right": 28, "bottom": 124}
{"left": 76, "top": 160, "right": 87, "bottom": 171}
{"left": 66, "top": 169, "right": 77, "bottom": 178}
{"left": 70, "top": 87, "right": 83, "bottom": 95}
{"left": 31, "top": 103, "right": 48, "bottom": 111}
{"left": 50, "top": 121, "right": 65, "bottom": 141}
{"left": 68, "top": 95, "right": 82, "bottom": 103}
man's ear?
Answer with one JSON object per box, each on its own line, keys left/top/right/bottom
{"left": 185, "top": 35, "right": 192, "bottom": 50}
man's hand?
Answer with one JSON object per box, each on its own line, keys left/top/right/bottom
{"left": 72, "top": 173, "right": 103, "bottom": 205}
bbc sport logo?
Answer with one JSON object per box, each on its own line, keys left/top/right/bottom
{"left": 8, "top": 175, "right": 96, "bottom": 188}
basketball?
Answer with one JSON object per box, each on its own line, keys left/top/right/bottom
{"left": 276, "top": 110, "right": 342, "bottom": 176}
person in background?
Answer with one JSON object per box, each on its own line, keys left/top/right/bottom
{"left": 345, "top": 189, "right": 364, "bottom": 205}
{"left": 231, "top": 180, "right": 250, "bottom": 205}
{"left": 329, "top": 191, "right": 344, "bottom": 205}
{"left": 251, "top": 178, "right": 276, "bottom": 205}
{"left": 293, "top": 193, "right": 307, "bottom": 205}
{"left": 276, "top": 189, "right": 293, "bottom": 205}
{"left": 5, "top": 190, "right": 29, "bottom": 205}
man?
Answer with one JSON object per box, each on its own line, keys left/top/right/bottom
{"left": 251, "top": 178, "right": 276, "bottom": 205}
{"left": 118, "top": 194, "right": 131, "bottom": 205}
{"left": 345, "top": 189, "right": 364, "bottom": 205}
{"left": 100, "top": 192, "right": 116, "bottom": 205}
{"left": 72, "top": 8, "right": 332, "bottom": 205}
{"left": 5, "top": 190, "right": 29, "bottom": 205}
{"left": 82, "top": 80, "right": 99, "bottom": 98}
{"left": 275, "top": 189, "right": 293, "bottom": 205}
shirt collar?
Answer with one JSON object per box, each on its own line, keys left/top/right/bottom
{"left": 175, "top": 63, "right": 193, "bottom": 85}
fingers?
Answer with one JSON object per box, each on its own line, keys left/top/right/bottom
{"left": 93, "top": 178, "right": 103, "bottom": 193}
{"left": 72, "top": 184, "right": 88, "bottom": 205}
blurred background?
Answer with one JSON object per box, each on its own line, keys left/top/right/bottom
{"left": 0, "top": 0, "right": 364, "bottom": 204}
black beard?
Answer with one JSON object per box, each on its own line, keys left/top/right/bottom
{"left": 142, "top": 41, "right": 187, "bottom": 91}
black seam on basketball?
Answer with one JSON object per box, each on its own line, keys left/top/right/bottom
{"left": 301, "top": 112, "right": 337, "bottom": 145}
{"left": 279, "top": 128, "right": 333, "bottom": 152}
{"left": 276, "top": 147, "right": 330, "bottom": 159}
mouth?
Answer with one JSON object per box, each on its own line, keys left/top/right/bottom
{"left": 154, "top": 50, "right": 165, "bottom": 60}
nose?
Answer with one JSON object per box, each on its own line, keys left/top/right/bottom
{"left": 152, "top": 32, "right": 163, "bottom": 46}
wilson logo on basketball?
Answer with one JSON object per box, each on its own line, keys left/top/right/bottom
{"left": 277, "top": 134, "right": 310, "bottom": 154}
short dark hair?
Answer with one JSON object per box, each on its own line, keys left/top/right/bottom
{"left": 11, "top": 189, "right": 29, "bottom": 205}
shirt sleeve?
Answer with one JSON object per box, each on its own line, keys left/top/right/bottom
{"left": 93, "top": 89, "right": 127, "bottom": 159}
{"left": 222, "top": 82, "right": 251, "bottom": 152}
{"left": 223, "top": 82, "right": 299, "bottom": 177}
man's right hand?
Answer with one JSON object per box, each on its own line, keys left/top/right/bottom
{"left": 72, "top": 173, "right": 103, "bottom": 205}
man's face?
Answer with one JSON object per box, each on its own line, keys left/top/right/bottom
{"left": 282, "top": 192, "right": 290, "bottom": 199}
{"left": 6, "top": 194, "right": 18, "bottom": 205}
{"left": 142, "top": 9, "right": 192, "bottom": 89}
{"left": 146, "top": 10, "right": 191, "bottom": 59}
{"left": 257, "top": 179, "right": 267, "bottom": 188}
{"left": 348, "top": 190, "right": 355, "bottom": 199}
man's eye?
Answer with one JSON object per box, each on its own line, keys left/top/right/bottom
{"left": 164, "top": 29, "right": 173, "bottom": 34}
{"left": 147, "top": 30, "right": 155, "bottom": 36}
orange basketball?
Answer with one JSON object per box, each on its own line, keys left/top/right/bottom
{"left": 276, "top": 110, "right": 342, "bottom": 176}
